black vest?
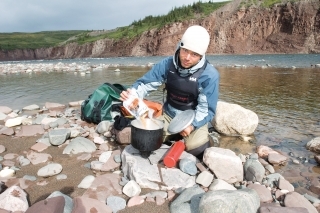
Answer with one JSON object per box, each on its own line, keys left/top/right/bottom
{"left": 165, "top": 60, "right": 207, "bottom": 110}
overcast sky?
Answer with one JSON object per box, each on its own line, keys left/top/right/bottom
{"left": 0, "top": 0, "right": 227, "bottom": 33}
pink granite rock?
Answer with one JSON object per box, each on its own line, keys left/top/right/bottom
{"left": 127, "top": 196, "right": 145, "bottom": 207}
{"left": 15, "top": 125, "right": 44, "bottom": 137}
{"left": 82, "top": 173, "right": 122, "bottom": 203}
{"left": 284, "top": 191, "right": 318, "bottom": 213}
{"left": 247, "top": 183, "right": 273, "bottom": 203}
{"left": 260, "top": 205, "right": 308, "bottom": 213}
{"left": 30, "top": 143, "right": 49, "bottom": 152}
{"left": 0, "top": 127, "right": 14, "bottom": 136}
{"left": 45, "top": 102, "right": 66, "bottom": 110}
{"left": 256, "top": 145, "right": 279, "bottom": 159}
{"left": 268, "top": 153, "right": 287, "bottom": 166}
{"left": 3, "top": 153, "right": 18, "bottom": 160}
{"left": 155, "top": 195, "right": 165, "bottom": 205}
{"left": 0, "top": 106, "right": 12, "bottom": 114}
{"left": 25, "top": 196, "right": 65, "bottom": 213}
{"left": 72, "top": 196, "right": 112, "bottom": 213}
{"left": 26, "top": 150, "right": 52, "bottom": 165}
{"left": 100, "top": 150, "right": 121, "bottom": 172}
{"left": 0, "top": 145, "right": 5, "bottom": 153}
{"left": 115, "top": 127, "right": 131, "bottom": 144}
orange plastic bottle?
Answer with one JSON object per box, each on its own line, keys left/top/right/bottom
{"left": 163, "top": 141, "right": 185, "bottom": 168}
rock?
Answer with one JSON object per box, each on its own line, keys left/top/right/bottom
{"left": 0, "top": 145, "right": 5, "bottom": 153}
{"left": 82, "top": 173, "right": 122, "bottom": 203}
{"left": 0, "top": 127, "right": 14, "bottom": 136}
{"left": 106, "top": 196, "right": 126, "bottom": 213}
{"left": 268, "top": 153, "right": 287, "bottom": 166}
{"left": 26, "top": 150, "right": 52, "bottom": 165}
{"left": 72, "top": 197, "right": 112, "bottom": 213}
{"left": 30, "top": 142, "right": 49, "bottom": 152}
{"left": 0, "top": 167, "right": 15, "bottom": 178}
{"left": 22, "top": 104, "right": 40, "bottom": 111}
{"left": 78, "top": 175, "right": 95, "bottom": 189}
{"left": 45, "top": 102, "right": 66, "bottom": 110}
{"left": 37, "top": 163, "right": 62, "bottom": 177}
{"left": 212, "top": 101, "right": 259, "bottom": 135}
{"left": 179, "top": 158, "right": 197, "bottom": 176}
{"left": 278, "top": 178, "right": 294, "bottom": 192}
{"left": 25, "top": 196, "right": 64, "bottom": 213}
{"left": 48, "top": 128, "right": 71, "bottom": 146}
{"left": 244, "top": 158, "right": 265, "bottom": 183}
{"left": 47, "top": 191, "right": 73, "bottom": 213}
{"left": 0, "top": 112, "right": 7, "bottom": 120}
{"left": 96, "top": 120, "right": 112, "bottom": 134}
{"left": 68, "top": 100, "right": 83, "bottom": 107}
{"left": 5, "top": 117, "right": 22, "bottom": 127}
{"left": 284, "top": 191, "right": 318, "bottom": 213}
{"left": 63, "top": 137, "right": 96, "bottom": 154}
{"left": 203, "top": 147, "right": 243, "bottom": 184}
{"left": 208, "top": 179, "right": 237, "bottom": 191}
{"left": 123, "top": 180, "right": 141, "bottom": 197}
{"left": 127, "top": 196, "right": 145, "bottom": 207}
{"left": 198, "top": 188, "right": 260, "bottom": 213}
{"left": 0, "top": 106, "right": 12, "bottom": 114}
{"left": 170, "top": 184, "right": 205, "bottom": 213}
{"left": 99, "top": 151, "right": 113, "bottom": 163}
{"left": 121, "top": 145, "right": 196, "bottom": 190}
{"left": 196, "top": 171, "right": 213, "bottom": 187}
{"left": 0, "top": 186, "right": 29, "bottom": 212}
{"left": 259, "top": 205, "right": 308, "bottom": 213}
{"left": 306, "top": 137, "right": 320, "bottom": 153}
{"left": 15, "top": 125, "right": 45, "bottom": 137}
{"left": 115, "top": 127, "right": 131, "bottom": 144}
{"left": 247, "top": 183, "right": 273, "bottom": 203}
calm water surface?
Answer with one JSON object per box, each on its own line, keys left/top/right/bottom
{"left": 1, "top": 56, "right": 320, "bottom": 190}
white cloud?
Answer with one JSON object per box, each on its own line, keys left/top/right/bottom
{"left": 0, "top": 0, "right": 227, "bottom": 32}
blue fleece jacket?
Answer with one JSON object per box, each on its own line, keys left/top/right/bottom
{"left": 131, "top": 54, "right": 220, "bottom": 130}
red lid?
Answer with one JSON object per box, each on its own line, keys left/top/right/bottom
{"left": 163, "top": 156, "right": 176, "bottom": 168}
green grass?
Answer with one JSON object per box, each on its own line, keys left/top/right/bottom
{"left": 239, "top": 0, "right": 301, "bottom": 9}
{"left": 0, "top": 31, "right": 86, "bottom": 50}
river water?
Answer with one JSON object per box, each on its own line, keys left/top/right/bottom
{"left": 1, "top": 54, "right": 320, "bottom": 190}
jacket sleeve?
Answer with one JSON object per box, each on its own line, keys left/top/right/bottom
{"left": 131, "top": 57, "right": 171, "bottom": 98}
{"left": 191, "top": 66, "right": 220, "bottom": 129}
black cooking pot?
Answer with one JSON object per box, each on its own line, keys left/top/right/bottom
{"left": 131, "top": 118, "right": 164, "bottom": 158}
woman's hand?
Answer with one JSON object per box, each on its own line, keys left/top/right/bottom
{"left": 180, "top": 125, "right": 194, "bottom": 137}
{"left": 120, "top": 88, "right": 132, "bottom": 101}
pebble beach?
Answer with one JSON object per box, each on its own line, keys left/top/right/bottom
{"left": 0, "top": 100, "right": 320, "bottom": 213}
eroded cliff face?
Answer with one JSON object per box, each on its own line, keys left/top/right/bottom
{"left": 0, "top": 0, "right": 319, "bottom": 61}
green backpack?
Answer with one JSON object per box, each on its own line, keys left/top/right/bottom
{"left": 81, "top": 82, "right": 127, "bottom": 124}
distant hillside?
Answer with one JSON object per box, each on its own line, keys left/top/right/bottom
{"left": 0, "top": 31, "right": 86, "bottom": 51}
{"left": 0, "top": 0, "right": 319, "bottom": 61}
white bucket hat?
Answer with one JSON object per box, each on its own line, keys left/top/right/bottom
{"left": 180, "top": 25, "right": 210, "bottom": 56}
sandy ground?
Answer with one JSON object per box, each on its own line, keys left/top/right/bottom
{"left": 0, "top": 133, "right": 171, "bottom": 212}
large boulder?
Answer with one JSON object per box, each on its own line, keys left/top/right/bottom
{"left": 212, "top": 101, "right": 258, "bottom": 135}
